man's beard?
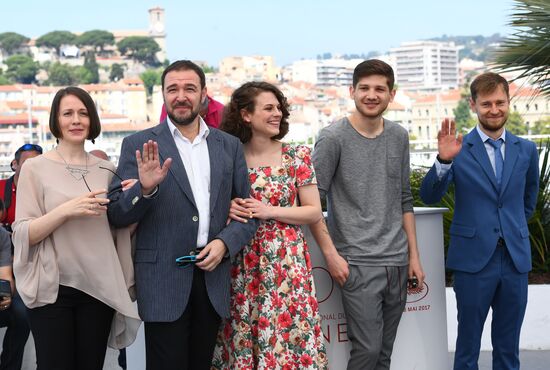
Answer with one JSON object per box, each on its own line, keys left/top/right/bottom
{"left": 167, "top": 102, "right": 200, "bottom": 126}
{"left": 478, "top": 113, "right": 508, "bottom": 133}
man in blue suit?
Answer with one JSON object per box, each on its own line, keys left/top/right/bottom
{"left": 108, "top": 60, "right": 258, "bottom": 370}
{"left": 420, "top": 72, "right": 539, "bottom": 370}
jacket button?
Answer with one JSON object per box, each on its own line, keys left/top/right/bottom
{"left": 494, "top": 228, "right": 500, "bottom": 233}
{"left": 192, "top": 216, "right": 199, "bottom": 222}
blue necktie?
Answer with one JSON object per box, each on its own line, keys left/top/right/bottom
{"left": 487, "top": 139, "right": 504, "bottom": 187}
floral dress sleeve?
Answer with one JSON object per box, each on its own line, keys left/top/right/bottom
{"left": 293, "top": 145, "right": 317, "bottom": 187}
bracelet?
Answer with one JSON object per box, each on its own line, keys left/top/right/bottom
{"left": 436, "top": 155, "right": 453, "bottom": 164}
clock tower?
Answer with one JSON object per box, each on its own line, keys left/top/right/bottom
{"left": 148, "top": 7, "right": 167, "bottom": 62}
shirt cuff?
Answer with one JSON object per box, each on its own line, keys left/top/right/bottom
{"left": 142, "top": 185, "right": 159, "bottom": 199}
{"left": 435, "top": 159, "right": 452, "bottom": 179}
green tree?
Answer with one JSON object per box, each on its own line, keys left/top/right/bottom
{"left": 5, "top": 55, "right": 38, "bottom": 83}
{"left": 47, "top": 62, "right": 76, "bottom": 86}
{"left": 36, "top": 31, "right": 77, "bottom": 56}
{"left": 0, "top": 68, "right": 11, "bottom": 85}
{"left": 117, "top": 36, "right": 160, "bottom": 65}
{"left": 140, "top": 69, "right": 161, "bottom": 96}
{"left": 73, "top": 66, "right": 94, "bottom": 84}
{"left": 506, "top": 111, "right": 528, "bottom": 135}
{"left": 531, "top": 117, "right": 550, "bottom": 135}
{"left": 0, "top": 32, "right": 29, "bottom": 55}
{"left": 493, "top": 0, "right": 550, "bottom": 96}
{"left": 76, "top": 30, "right": 114, "bottom": 54}
{"left": 203, "top": 65, "right": 216, "bottom": 74}
{"left": 453, "top": 98, "right": 476, "bottom": 133}
{"left": 109, "top": 63, "right": 125, "bottom": 82}
{"left": 83, "top": 52, "right": 99, "bottom": 83}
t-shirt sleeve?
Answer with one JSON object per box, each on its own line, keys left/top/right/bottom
{"left": 312, "top": 130, "right": 340, "bottom": 199}
{"left": 294, "top": 145, "right": 317, "bottom": 187}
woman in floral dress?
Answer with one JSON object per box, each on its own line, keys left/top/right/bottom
{"left": 211, "top": 82, "right": 327, "bottom": 369}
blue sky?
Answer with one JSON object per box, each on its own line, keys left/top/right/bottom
{"left": 2, "top": 0, "right": 516, "bottom": 66}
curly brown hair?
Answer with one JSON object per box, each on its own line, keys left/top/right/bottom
{"left": 220, "top": 81, "right": 290, "bottom": 143}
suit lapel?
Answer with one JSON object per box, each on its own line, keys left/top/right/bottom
{"left": 207, "top": 131, "right": 223, "bottom": 211}
{"left": 466, "top": 130, "right": 499, "bottom": 192}
{"left": 500, "top": 133, "right": 519, "bottom": 194}
{"left": 153, "top": 121, "right": 197, "bottom": 207}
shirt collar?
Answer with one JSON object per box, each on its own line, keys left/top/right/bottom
{"left": 166, "top": 115, "right": 210, "bottom": 142}
{"left": 476, "top": 124, "right": 506, "bottom": 143}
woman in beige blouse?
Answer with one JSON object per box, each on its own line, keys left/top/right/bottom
{"left": 12, "top": 87, "right": 140, "bottom": 370}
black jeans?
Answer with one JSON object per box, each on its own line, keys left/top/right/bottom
{"left": 144, "top": 267, "right": 222, "bottom": 370}
{"left": 0, "top": 292, "right": 30, "bottom": 370}
{"left": 27, "top": 285, "right": 114, "bottom": 370}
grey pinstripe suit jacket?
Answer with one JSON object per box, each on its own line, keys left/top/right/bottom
{"left": 107, "top": 121, "right": 258, "bottom": 322}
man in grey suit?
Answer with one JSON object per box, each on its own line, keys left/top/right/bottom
{"left": 108, "top": 60, "right": 258, "bottom": 370}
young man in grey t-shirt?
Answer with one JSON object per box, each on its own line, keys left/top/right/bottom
{"left": 311, "top": 59, "right": 425, "bottom": 370}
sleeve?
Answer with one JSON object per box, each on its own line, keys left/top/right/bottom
{"left": 420, "top": 161, "right": 454, "bottom": 205}
{"left": 312, "top": 129, "right": 340, "bottom": 200}
{"left": 524, "top": 141, "right": 539, "bottom": 220}
{"left": 214, "top": 141, "right": 259, "bottom": 259}
{"left": 294, "top": 145, "right": 317, "bottom": 187}
{"left": 12, "top": 161, "right": 59, "bottom": 307}
{"left": 107, "top": 136, "right": 155, "bottom": 227}
{"left": 0, "top": 229, "right": 11, "bottom": 267}
{"left": 435, "top": 159, "right": 453, "bottom": 179}
{"left": 401, "top": 133, "right": 414, "bottom": 213}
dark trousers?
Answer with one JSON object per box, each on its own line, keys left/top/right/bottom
{"left": 144, "top": 267, "right": 221, "bottom": 370}
{"left": 453, "top": 240, "right": 528, "bottom": 370}
{"left": 27, "top": 285, "right": 114, "bottom": 370}
{"left": 0, "top": 293, "right": 30, "bottom": 370}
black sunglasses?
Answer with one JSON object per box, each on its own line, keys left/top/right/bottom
{"left": 82, "top": 166, "right": 126, "bottom": 202}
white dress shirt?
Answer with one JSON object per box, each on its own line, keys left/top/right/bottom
{"left": 436, "top": 125, "right": 506, "bottom": 178}
{"left": 167, "top": 116, "right": 211, "bottom": 248}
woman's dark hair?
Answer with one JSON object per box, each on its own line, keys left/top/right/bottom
{"left": 220, "top": 81, "right": 290, "bottom": 143}
{"left": 49, "top": 86, "right": 101, "bottom": 142}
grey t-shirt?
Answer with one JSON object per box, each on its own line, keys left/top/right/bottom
{"left": 312, "top": 117, "right": 413, "bottom": 266}
{"left": 0, "top": 227, "right": 11, "bottom": 267}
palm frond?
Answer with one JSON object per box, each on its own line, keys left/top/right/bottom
{"left": 492, "top": 0, "right": 550, "bottom": 96}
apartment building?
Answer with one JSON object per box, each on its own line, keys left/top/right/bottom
{"left": 219, "top": 56, "right": 280, "bottom": 85}
{"left": 390, "top": 41, "right": 460, "bottom": 91}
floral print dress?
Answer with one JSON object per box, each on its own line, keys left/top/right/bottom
{"left": 211, "top": 143, "right": 327, "bottom": 370}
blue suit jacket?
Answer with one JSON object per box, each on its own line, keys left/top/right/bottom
{"left": 420, "top": 129, "right": 539, "bottom": 273}
{"left": 107, "top": 121, "right": 258, "bottom": 321}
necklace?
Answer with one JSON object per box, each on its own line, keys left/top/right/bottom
{"left": 55, "top": 147, "right": 89, "bottom": 181}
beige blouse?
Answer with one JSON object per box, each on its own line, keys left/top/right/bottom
{"left": 12, "top": 155, "right": 140, "bottom": 349}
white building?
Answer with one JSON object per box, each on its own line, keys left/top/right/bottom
{"left": 390, "top": 41, "right": 460, "bottom": 91}
{"left": 219, "top": 56, "right": 280, "bottom": 85}
{"left": 287, "top": 58, "right": 363, "bottom": 86}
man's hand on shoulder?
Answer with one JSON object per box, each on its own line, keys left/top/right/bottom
{"left": 195, "top": 239, "right": 228, "bottom": 272}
